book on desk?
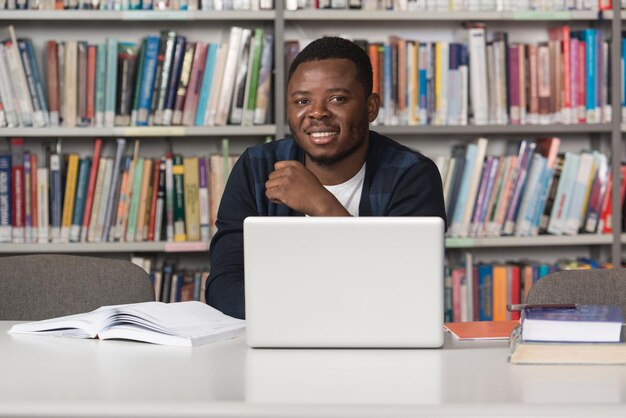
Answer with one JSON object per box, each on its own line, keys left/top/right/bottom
{"left": 8, "top": 301, "right": 245, "bottom": 347}
{"left": 509, "top": 304, "right": 626, "bottom": 365}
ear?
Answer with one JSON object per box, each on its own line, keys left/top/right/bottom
{"left": 367, "top": 93, "right": 381, "bottom": 123}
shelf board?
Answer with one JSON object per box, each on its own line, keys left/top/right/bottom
{"left": 0, "top": 241, "right": 209, "bottom": 253}
{"left": 0, "top": 125, "right": 276, "bottom": 137}
{"left": 0, "top": 9, "right": 275, "bottom": 20}
{"left": 284, "top": 9, "right": 600, "bottom": 21}
{"left": 372, "top": 123, "right": 614, "bottom": 135}
{"left": 445, "top": 234, "right": 614, "bottom": 248}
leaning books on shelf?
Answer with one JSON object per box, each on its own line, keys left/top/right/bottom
{"left": 438, "top": 137, "right": 619, "bottom": 238}
{"left": 0, "top": 25, "right": 273, "bottom": 128}
{"left": 0, "top": 0, "right": 275, "bottom": 10}
{"left": 8, "top": 301, "right": 245, "bottom": 347}
{"left": 131, "top": 255, "right": 209, "bottom": 303}
{"left": 445, "top": 258, "right": 608, "bottom": 323}
{"left": 0, "top": 137, "right": 240, "bottom": 244}
{"left": 521, "top": 304, "right": 624, "bottom": 343}
{"left": 286, "top": 24, "right": 610, "bottom": 127}
{"left": 287, "top": 0, "right": 605, "bottom": 11}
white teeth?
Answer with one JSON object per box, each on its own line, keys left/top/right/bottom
{"left": 310, "top": 132, "right": 337, "bottom": 138}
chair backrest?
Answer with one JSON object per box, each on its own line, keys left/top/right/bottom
{"left": 0, "top": 254, "right": 156, "bottom": 320}
{"left": 526, "top": 269, "right": 626, "bottom": 315}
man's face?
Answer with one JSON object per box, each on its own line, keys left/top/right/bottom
{"left": 287, "top": 58, "right": 380, "bottom": 168}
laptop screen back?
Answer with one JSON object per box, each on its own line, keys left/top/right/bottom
{"left": 244, "top": 217, "right": 445, "bottom": 348}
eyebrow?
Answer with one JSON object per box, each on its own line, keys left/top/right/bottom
{"left": 289, "top": 87, "right": 351, "bottom": 97}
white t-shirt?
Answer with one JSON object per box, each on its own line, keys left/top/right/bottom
{"left": 323, "top": 163, "right": 366, "bottom": 217}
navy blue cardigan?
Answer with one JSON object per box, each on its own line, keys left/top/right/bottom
{"left": 206, "top": 131, "right": 447, "bottom": 319}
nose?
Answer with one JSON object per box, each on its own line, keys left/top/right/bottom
{"left": 307, "top": 101, "right": 330, "bottom": 120}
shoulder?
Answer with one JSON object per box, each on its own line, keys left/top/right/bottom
{"left": 245, "top": 137, "right": 300, "bottom": 163}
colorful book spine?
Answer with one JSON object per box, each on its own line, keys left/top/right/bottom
{"left": 80, "top": 139, "right": 103, "bottom": 242}
{"left": 36, "top": 166, "right": 49, "bottom": 243}
{"left": 60, "top": 153, "right": 79, "bottom": 243}
{"left": 102, "top": 138, "right": 126, "bottom": 242}
{"left": 104, "top": 38, "right": 118, "bottom": 127}
{"left": 136, "top": 35, "right": 159, "bottom": 127}
{"left": 198, "top": 157, "right": 210, "bottom": 241}
{"left": 10, "top": 138, "right": 24, "bottom": 243}
{"left": 70, "top": 157, "right": 91, "bottom": 242}
{"left": 172, "top": 155, "right": 186, "bottom": 242}
{"left": 95, "top": 43, "right": 107, "bottom": 127}
{"left": 195, "top": 42, "right": 217, "bottom": 126}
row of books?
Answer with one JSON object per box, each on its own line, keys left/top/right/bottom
{"left": 132, "top": 256, "right": 208, "bottom": 303}
{"left": 0, "top": 0, "right": 274, "bottom": 10}
{"left": 445, "top": 257, "right": 607, "bottom": 323}
{"left": 0, "top": 137, "right": 239, "bottom": 244}
{"left": 286, "top": 26, "right": 611, "bottom": 127}
{"left": 0, "top": 25, "right": 274, "bottom": 128}
{"left": 439, "top": 137, "right": 621, "bottom": 238}
{"left": 287, "top": 0, "right": 610, "bottom": 11}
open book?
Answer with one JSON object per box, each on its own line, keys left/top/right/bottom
{"left": 8, "top": 301, "right": 245, "bottom": 347}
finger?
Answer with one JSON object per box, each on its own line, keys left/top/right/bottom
{"left": 274, "top": 160, "right": 301, "bottom": 170}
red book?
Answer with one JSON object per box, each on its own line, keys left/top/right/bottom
{"left": 147, "top": 160, "right": 161, "bottom": 241}
{"left": 562, "top": 26, "right": 571, "bottom": 122}
{"left": 80, "top": 138, "right": 103, "bottom": 242}
{"left": 600, "top": 166, "right": 626, "bottom": 234}
{"left": 508, "top": 265, "right": 521, "bottom": 321}
{"left": 10, "top": 138, "right": 24, "bottom": 243}
{"left": 47, "top": 41, "right": 59, "bottom": 125}
{"left": 86, "top": 45, "right": 97, "bottom": 124}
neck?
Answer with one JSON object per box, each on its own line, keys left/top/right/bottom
{"left": 306, "top": 140, "right": 368, "bottom": 186}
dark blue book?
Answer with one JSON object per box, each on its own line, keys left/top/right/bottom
{"left": 522, "top": 305, "right": 623, "bottom": 343}
{"left": 0, "top": 154, "right": 11, "bottom": 243}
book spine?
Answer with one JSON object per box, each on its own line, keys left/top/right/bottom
{"left": 162, "top": 35, "right": 186, "bottom": 126}
{"left": 214, "top": 26, "right": 243, "bottom": 126}
{"left": 229, "top": 29, "right": 252, "bottom": 125}
{"left": 10, "top": 138, "right": 24, "bottom": 243}
{"left": 0, "top": 154, "right": 11, "bottom": 242}
{"left": 134, "top": 158, "right": 153, "bottom": 241}
{"left": 95, "top": 43, "right": 107, "bottom": 127}
{"left": 194, "top": 43, "right": 217, "bottom": 126}
{"left": 153, "top": 30, "right": 177, "bottom": 126}
{"left": 147, "top": 157, "right": 161, "bottom": 241}
{"left": 182, "top": 42, "right": 207, "bottom": 126}
{"left": 173, "top": 155, "right": 186, "bottom": 241}
{"left": 22, "top": 39, "right": 48, "bottom": 126}
{"left": 165, "top": 153, "right": 174, "bottom": 241}
{"left": 198, "top": 157, "right": 210, "bottom": 241}
{"left": 115, "top": 42, "right": 138, "bottom": 127}
{"left": 252, "top": 33, "right": 273, "bottom": 125}
{"left": 60, "top": 154, "right": 79, "bottom": 242}
{"left": 130, "top": 39, "right": 147, "bottom": 127}
{"left": 23, "top": 151, "right": 31, "bottom": 242}
{"left": 183, "top": 156, "right": 199, "bottom": 241}
{"left": 172, "top": 42, "right": 195, "bottom": 126}
{"left": 36, "top": 166, "right": 49, "bottom": 243}
{"left": 125, "top": 157, "right": 144, "bottom": 242}
{"left": 49, "top": 153, "right": 62, "bottom": 242}
{"left": 102, "top": 138, "right": 126, "bottom": 242}
{"left": 104, "top": 38, "right": 118, "bottom": 127}
{"left": 70, "top": 157, "right": 91, "bottom": 242}
{"left": 80, "top": 139, "right": 102, "bottom": 242}
{"left": 86, "top": 45, "right": 97, "bottom": 125}
{"left": 152, "top": 157, "right": 166, "bottom": 242}
{"left": 136, "top": 35, "right": 159, "bottom": 126}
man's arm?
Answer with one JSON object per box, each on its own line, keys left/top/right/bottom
{"left": 386, "top": 157, "right": 447, "bottom": 229}
{"left": 205, "top": 153, "right": 257, "bottom": 319}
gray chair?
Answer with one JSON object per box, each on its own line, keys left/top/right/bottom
{"left": 0, "top": 254, "right": 155, "bottom": 321}
{"left": 526, "top": 269, "right": 626, "bottom": 315}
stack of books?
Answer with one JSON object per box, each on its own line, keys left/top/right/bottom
{"left": 509, "top": 304, "right": 626, "bottom": 365}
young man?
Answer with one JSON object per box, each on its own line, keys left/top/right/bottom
{"left": 206, "top": 37, "right": 446, "bottom": 319}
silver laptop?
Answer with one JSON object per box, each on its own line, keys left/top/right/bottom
{"left": 244, "top": 217, "right": 445, "bottom": 348}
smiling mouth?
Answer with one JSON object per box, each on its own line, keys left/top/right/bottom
{"left": 310, "top": 131, "right": 338, "bottom": 138}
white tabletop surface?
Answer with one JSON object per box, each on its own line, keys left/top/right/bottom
{"left": 1, "top": 320, "right": 626, "bottom": 418}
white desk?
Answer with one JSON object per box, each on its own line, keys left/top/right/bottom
{"left": 1, "top": 320, "right": 626, "bottom": 418}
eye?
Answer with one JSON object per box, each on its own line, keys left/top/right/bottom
{"left": 295, "top": 98, "right": 309, "bottom": 105}
{"left": 330, "top": 96, "right": 346, "bottom": 103}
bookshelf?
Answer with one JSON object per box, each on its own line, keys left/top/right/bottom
{"left": 0, "top": 1, "right": 623, "bottom": 272}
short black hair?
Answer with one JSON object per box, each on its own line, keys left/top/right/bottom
{"left": 287, "top": 36, "right": 373, "bottom": 97}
